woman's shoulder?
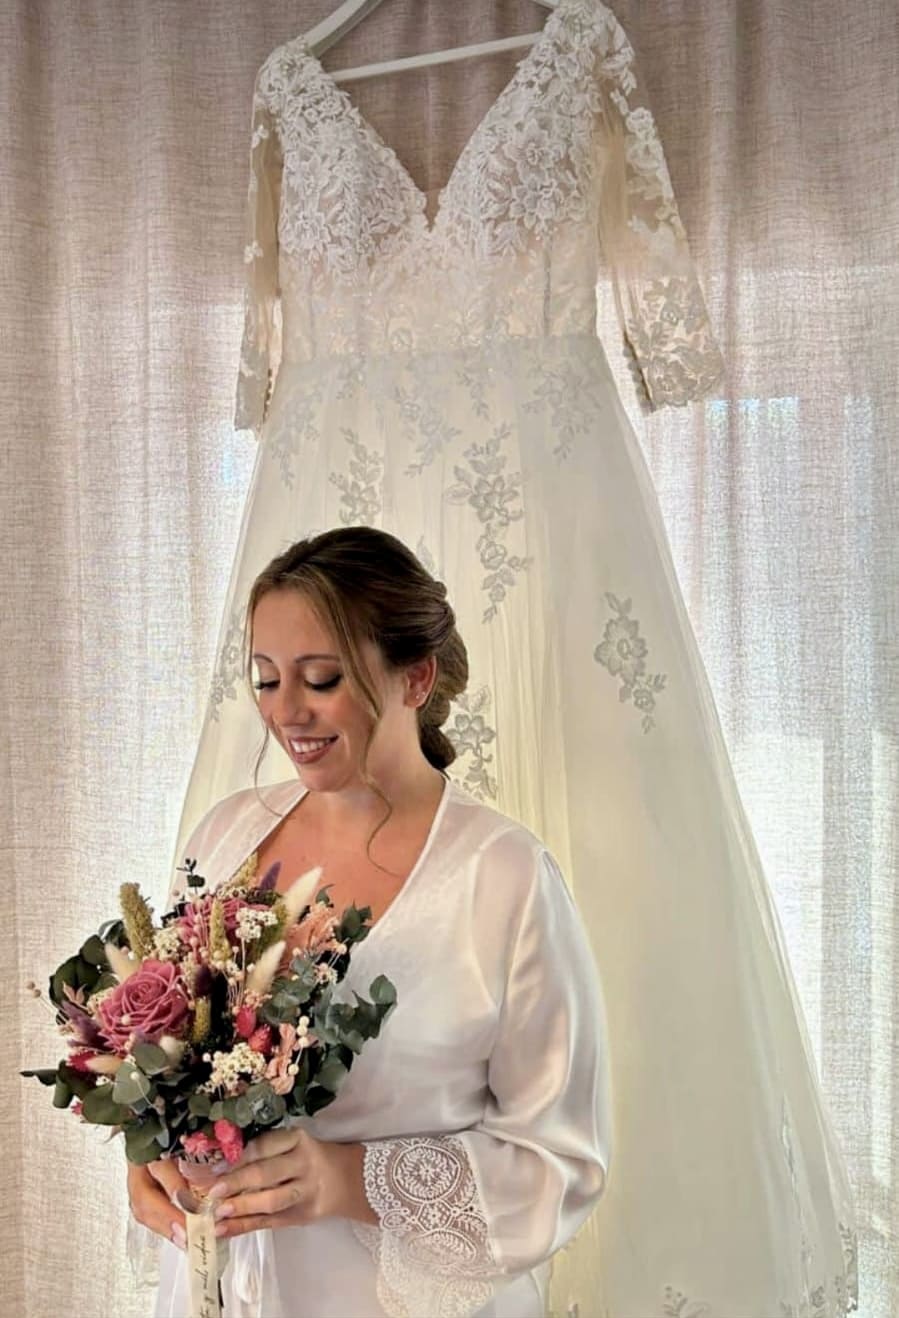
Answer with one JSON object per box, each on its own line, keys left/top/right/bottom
{"left": 444, "top": 778, "right": 561, "bottom": 891}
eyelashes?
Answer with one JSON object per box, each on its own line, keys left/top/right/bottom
{"left": 253, "top": 675, "right": 342, "bottom": 693}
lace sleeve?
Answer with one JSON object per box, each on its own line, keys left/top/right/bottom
{"left": 352, "top": 1134, "right": 498, "bottom": 1318}
{"left": 593, "top": 9, "right": 725, "bottom": 408}
{"left": 234, "top": 68, "right": 283, "bottom": 438}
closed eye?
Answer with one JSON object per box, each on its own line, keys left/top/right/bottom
{"left": 253, "top": 675, "right": 342, "bottom": 692}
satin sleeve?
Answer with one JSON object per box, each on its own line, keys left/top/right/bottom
{"left": 593, "top": 8, "right": 725, "bottom": 408}
{"left": 354, "top": 847, "right": 613, "bottom": 1317}
{"left": 234, "top": 68, "right": 283, "bottom": 439}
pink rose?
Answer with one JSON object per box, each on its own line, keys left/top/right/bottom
{"left": 98, "top": 959, "right": 190, "bottom": 1054}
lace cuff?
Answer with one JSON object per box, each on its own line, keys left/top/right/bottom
{"left": 592, "top": 7, "right": 725, "bottom": 407}
{"left": 234, "top": 72, "right": 283, "bottom": 437}
{"left": 352, "top": 1135, "right": 499, "bottom": 1318}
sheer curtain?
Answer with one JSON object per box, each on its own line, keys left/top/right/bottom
{"left": 1, "top": 3, "right": 894, "bottom": 1317}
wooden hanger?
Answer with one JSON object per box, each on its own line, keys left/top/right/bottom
{"left": 305, "top": 0, "right": 559, "bottom": 83}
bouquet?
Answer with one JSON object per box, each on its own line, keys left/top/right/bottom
{"left": 22, "top": 851, "right": 396, "bottom": 1316}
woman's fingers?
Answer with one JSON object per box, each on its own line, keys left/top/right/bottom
{"left": 209, "top": 1149, "right": 304, "bottom": 1201}
{"left": 233, "top": 1126, "right": 304, "bottom": 1166}
{"left": 127, "top": 1163, "right": 187, "bottom": 1249}
{"left": 213, "top": 1181, "right": 313, "bottom": 1237}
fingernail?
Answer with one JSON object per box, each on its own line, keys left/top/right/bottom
{"left": 213, "top": 1203, "right": 233, "bottom": 1220}
{"left": 214, "top": 1222, "right": 228, "bottom": 1237}
{"left": 171, "top": 1225, "right": 187, "bottom": 1250}
{"left": 207, "top": 1183, "right": 228, "bottom": 1200}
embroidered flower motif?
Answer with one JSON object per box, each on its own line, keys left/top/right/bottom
{"left": 209, "top": 607, "right": 246, "bottom": 721}
{"left": 447, "top": 687, "right": 498, "bottom": 801}
{"left": 446, "top": 425, "right": 531, "bottom": 623}
{"left": 593, "top": 592, "right": 667, "bottom": 732}
{"left": 329, "top": 428, "right": 383, "bottom": 525}
{"left": 243, "top": 240, "right": 263, "bottom": 264}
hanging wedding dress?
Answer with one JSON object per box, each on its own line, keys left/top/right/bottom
{"left": 168, "top": 1, "right": 858, "bottom": 1314}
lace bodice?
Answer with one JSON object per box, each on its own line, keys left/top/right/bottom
{"left": 235, "top": 0, "right": 724, "bottom": 429}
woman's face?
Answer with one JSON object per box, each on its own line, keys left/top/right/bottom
{"left": 250, "top": 587, "right": 428, "bottom": 792}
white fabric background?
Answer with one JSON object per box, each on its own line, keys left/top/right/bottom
{"left": 2, "top": 3, "right": 895, "bottom": 1316}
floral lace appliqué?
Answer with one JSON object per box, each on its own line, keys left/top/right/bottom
{"left": 593, "top": 592, "right": 667, "bottom": 732}
{"left": 209, "top": 607, "right": 247, "bottom": 721}
{"left": 329, "top": 427, "right": 383, "bottom": 524}
{"left": 446, "top": 424, "right": 532, "bottom": 623}
{"left": 353, "top": 1135, "right": 497, "bottom": 1318}
{"left": 448, "top": 687, "right": 499, "bottom": 801}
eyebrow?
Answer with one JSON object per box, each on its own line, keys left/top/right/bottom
{"left": 251, "top": 652, "right": 340, "bottom": 664}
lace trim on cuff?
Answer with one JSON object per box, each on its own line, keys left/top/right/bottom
{"left": 351, "top": 1135, "right": 498, "bottom": 1318}
{"left": 622, "top": 274, "right": 726, "bottom": 408}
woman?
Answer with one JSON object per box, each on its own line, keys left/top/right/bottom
{"left": 128, "top": 525, "right": 613, "bottom": 1318}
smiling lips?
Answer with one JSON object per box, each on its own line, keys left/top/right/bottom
{"left": 285, "top": 735, "right": 338, "bottom": 763}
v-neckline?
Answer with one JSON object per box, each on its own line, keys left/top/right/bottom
{"left": 295, "top": 0, "right": 569, "bottom": 233}
{"left": 248, "top": 774, "right": 456, "bottom": 946}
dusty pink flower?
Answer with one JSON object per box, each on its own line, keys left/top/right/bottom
{"left": 214, "top": 1119, "right": 244, "bottom": 1165}
{"left": 98, "top": 959, "right": 190, "bottom": 1054}
{"left": 249, "top": 1024, "right": 273, "bottom": 1056}
{"left": 177, "top": 895, "right": 270, "bottom": 948}
{"left": 182, "top": 1131, "right": 220, "bottom": 1159}
{"left": 290, "top": 902, "right": 338, "bottom": 956}
{"left": 235, "top": 1006, "right": 257, "bottom": 1039}
{"left": 265, "top": 1023, "right": 298, "bottom": 1096}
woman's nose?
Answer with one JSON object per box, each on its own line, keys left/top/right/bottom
{"left": 271, "top": 683, "right": 314, "bottom": 727}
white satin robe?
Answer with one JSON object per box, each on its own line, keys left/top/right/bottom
{"left": 150, "top": 774, "right": 613, "bottom": 1318}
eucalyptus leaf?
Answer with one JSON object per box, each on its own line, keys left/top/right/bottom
{"left": 131, "top": 1042, "right": 171, "bottom": 1076}
{"left": 58, "top": 1062, "right": 99, "bottom": 1100}
{"left": 314, "top": 1057, "right": 347, "bottom": 1094}
{"left": 20, "top": 1068, "right": 59, "bottom": 1087}
{"left": 113, "top": 1062, "right": 153, "bottom": 1106}
{"left": 52, "top": 1077, "right": 73, "bottom": 1109}
{"left": 79, "top": 934, "right": 109, "bottom": 969}
{"left": 81, "top": 1081, "right": 130, "bottom": 1126}
{"left": 234, "top": 1096, "right": 254, "bottom": 1128}
{"left": 189, "top": 1093, "right": 212, "bottom": 1118}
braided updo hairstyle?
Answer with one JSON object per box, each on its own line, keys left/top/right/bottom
{"left": 245, "top": 526, "right": 468, "bottom": 863}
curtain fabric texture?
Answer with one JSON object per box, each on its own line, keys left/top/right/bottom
{"left": 2, "top": 3, "right": 895, "bottom": 1317}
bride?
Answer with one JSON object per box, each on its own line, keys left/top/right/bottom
{"left": 128, "top": 524, "right": 613, "bottom": 1318}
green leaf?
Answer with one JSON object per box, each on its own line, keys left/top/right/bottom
{"left": 313, "top": 1057, "right": 347, "bottom": 1094}
{"left": 209, "top": 1101, "right": 225, "bottom": 1121}
{"left": 79, "top": 935, "right": 109, "bottom": 969}
{"left": 131, "top": 1042, "right": 171, "bottom": 1076}
{"left": 81, "top": 1082, "right": 130, "bottom": 1126}
{"left": 52, "top": 1077, "right": 73, "bottom": 1109}
{"left": 234, "top": 1095, "right": 255, "bottom": 1128}
{"left": 368, "top": 975, "right": 397, "bottom": 1008}
{"left": 113, "top": 1062, "right": 153, "bottom": 1106}
{"left": 20, "top": 1068, "right": 59, "bottom": 1087}
{"left": 124, "top": 1117, "right": 165, "bottom": 1165}
{"left": 58, "top": 1063, "right": 98, "bottom": 1100}
{"left": 188, "top": 1093, "right": 211, "bottom": 1118}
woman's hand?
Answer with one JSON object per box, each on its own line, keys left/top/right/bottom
{"left": 207, "top": 1128, "right": 378, "bottom": 1240}
{"left": 127, "top": 1159, "right": 189, "bottom": 1251}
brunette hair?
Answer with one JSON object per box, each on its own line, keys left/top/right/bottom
{"left": 245, "top": 526, "right": 468, "bottom": 864}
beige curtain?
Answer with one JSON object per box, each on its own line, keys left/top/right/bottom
{"left": 2, "top": 3, "right": 895, "bottom": 1316}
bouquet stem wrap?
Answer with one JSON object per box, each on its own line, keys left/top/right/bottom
{"left": 175, "top": 1160, "right": 230, "bottom": 1318}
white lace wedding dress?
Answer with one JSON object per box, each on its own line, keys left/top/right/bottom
{"left": 166, "top": 1, "right": 858, "bottom": 1315}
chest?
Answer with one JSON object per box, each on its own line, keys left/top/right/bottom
{"left": 254, "top": 811, "right": 431, "bottom": 927}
